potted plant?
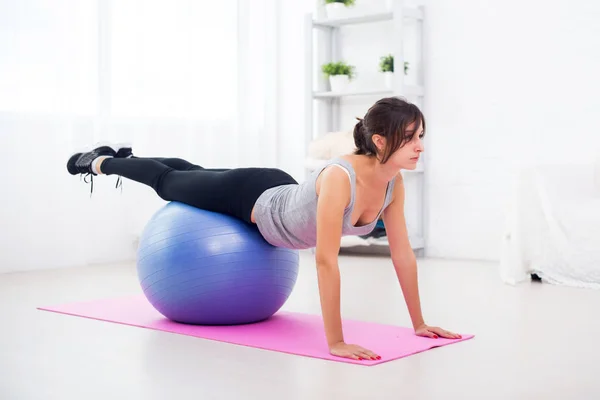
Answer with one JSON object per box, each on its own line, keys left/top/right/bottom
{"left": 322, "top": 61, "right": 355, "bottom": 92}
{"left": 324, "top": 0, "right": 356, "bottom": 19}
{"left": 379, "top": 54, "right": 409, "bottom": 88}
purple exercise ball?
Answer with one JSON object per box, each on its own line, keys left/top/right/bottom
{"left": 136, "top": 202, "right": 299, "bottom": 325}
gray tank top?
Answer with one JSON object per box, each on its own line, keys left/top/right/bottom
{"left": 253, "top": 157, "right": 396, "bottom": 249}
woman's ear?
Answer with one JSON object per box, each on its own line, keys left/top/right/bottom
{"left": 371, "top": 134, "right": 386, "bottom": 152}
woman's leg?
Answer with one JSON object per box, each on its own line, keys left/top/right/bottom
{"left": 99, "top": 157, "right": 294, "bottom": 223}
{"left": 142, "top": 157, "right": 201, "bottom": 171}
{"left": 136, "top": 157, "right": 230, "bottom": 172}
{"left": 67, "top": 147, "right": 297, "bottom": 223}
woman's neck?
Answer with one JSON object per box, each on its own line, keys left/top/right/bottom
{"left": 348, "top": 154, "right": 398, "bottom": 187}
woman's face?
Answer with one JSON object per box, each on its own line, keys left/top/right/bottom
{"left": 373, "top": 120, "right": 425, "bottom": 170}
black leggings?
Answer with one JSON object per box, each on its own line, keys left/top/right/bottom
{"left": 101, "top": 157, "right": 298, "bottom": 223}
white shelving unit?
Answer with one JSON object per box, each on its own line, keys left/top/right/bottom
{"left": 304, "top": 0, "right": 426, "bottom": 255}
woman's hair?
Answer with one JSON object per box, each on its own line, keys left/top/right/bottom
{"left": 353, "top": 97, "right": 426, "bottom": 163}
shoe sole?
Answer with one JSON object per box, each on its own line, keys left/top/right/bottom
{"left": 72, "top": 141, "right": 132, "bottom": 154}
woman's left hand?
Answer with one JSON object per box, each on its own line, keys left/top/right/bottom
{"left": 414, "top": 324, "right": 462, "bottom": 339}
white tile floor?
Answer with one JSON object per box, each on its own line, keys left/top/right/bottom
{"left": 1, "top": 251, "right": 599, "bottom": 399}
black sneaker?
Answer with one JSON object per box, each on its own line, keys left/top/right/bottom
{"left": 67, "top": 143, "right": 133, "bottom": 194}
{"left": 66, "top": 146, "right": 117, "bottom": 176}
{"left": 113, "top": 143, "right": 133, "bottom": 158}
{"left": 66, "top": 146, "right": 119, "bottom": 196}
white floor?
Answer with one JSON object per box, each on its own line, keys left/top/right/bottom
{"left": 1, "top": 251, "right": 599, "bottom": 399}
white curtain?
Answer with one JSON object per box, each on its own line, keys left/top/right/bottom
{"left": 0, "top": 0, "right": 279, "bottom": 272}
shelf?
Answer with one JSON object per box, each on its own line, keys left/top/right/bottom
{"left": 305, "top": 4, "right": 426, "bottom": 256}
{"left": 340, "top": 235, "right": 424, "bottom": 250}
{"left": 314, "top": 88, "right": 391, "bottom": 98}
{"left": 312, "top": 8, "right": 423, "bottom": 28}
{"left": 313, "top": 85, "right": 423, "bottom": 99}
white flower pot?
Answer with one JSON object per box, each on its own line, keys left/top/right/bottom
{"left": 329, "top": 74, "right": 350, "bottom": 92}
{"left": 383, "top": 71, "right": 394, "bottom": 89}
{"left": 325, "top": 3, "right": 347, "bottom": 19}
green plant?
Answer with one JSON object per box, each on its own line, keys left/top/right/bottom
{"left": 378, "top": 54, "right": 409, "bottom": 75}
{"left": 321, "top": 61, "right": 355, "bottom": 79}
{"left": 325, "top": 0, "right": 356, "bottom": 5}
{"left": 379, "top": 54, "right": 394, "bottom": 73}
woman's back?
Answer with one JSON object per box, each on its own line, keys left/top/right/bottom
{"left": 253, "top": 157, "right": 395, "bottom": 249}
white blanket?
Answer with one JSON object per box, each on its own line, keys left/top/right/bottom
{"left": 499, "top": 162, "right": 600, "bottom": 289}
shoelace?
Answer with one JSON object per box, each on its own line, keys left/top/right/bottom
{"left": 81, "top": 174, "right": 123, "bottom": 196}
{"left": 82, "top": 173, "right": 94, "bottom": 196}
{"left": 115, "top": 175, "right": 123, "bottom": 192}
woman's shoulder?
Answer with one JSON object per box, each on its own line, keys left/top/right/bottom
{"left": 314, "top": 160, "right": 353, "bottom": 210}
{"left": 317, "top": 161, "right": 353, "bottom": 192}
{"left": 311, "top": 155, "right": 355, "bottom": 187}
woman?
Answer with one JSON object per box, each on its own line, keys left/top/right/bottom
{"left": 67, "top": 97, "right": 460, "bottom": 361}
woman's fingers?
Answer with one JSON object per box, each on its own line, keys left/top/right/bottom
{"left": 357, "top": 351, "right": 374, "bottom": 360}
{"left": 445, "top": 330, "right": 462, "bottom": 339}
{"left": 331, "top": 343, "right": 382, "bottom": 361}
{"left": 419, "top": 329, "right": 438, "bottom": 339}
{"left": 362, "top": 349, "right": 380, "bottom": 360}
{"left": 354, "top": 347, "right": 380, "bottom": 360}
{"left": 340, "top": 345, "right": 379, "bottom": 361}
{"left": 432, "top": 327, "right": 461, "bottom": 339}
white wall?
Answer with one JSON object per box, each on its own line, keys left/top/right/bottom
{"left": 421, "top": 0, "right": 600, "bottom": 260}
{"left": 278, "top": 0, "right": 600, "bottom": 261}
{"left": 2, "top": 0, "right": 598, "bottom": 273}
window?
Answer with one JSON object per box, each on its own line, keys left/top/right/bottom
{"left": 110, "top": 0, "right": 238, "bottom": 120}
{"left": 0, "top": 0, "right": 98, "bottom": 115}
{"left": 0, "top": 0, "right": 238, "bottom": 120}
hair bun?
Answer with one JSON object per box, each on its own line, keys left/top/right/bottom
{"left": 353, "top": 117, "right": 368, "bottom": 154}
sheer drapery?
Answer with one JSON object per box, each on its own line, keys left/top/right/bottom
{"left": 0, "top": 0, "right": 279, "bottom": 271}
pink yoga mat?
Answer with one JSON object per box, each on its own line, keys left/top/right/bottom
{"left": 38, "top": 295, "right": 473, "bottom": 366}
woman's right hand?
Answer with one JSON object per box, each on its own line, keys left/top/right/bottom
{"left": 329, "top": 341, "right": 381, "bottom": 361}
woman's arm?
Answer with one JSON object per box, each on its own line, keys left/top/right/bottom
{"left": 381, "top": 174, "right": 425, "bottom": 329}
{"left": 314, "top": 166, "right": 380, "bottom": 360}
{"left": 314, "top": 166, "right": 348, "bottom": 346}
{"left": 382, "top": 174, "right": 461, "bottom": 339}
